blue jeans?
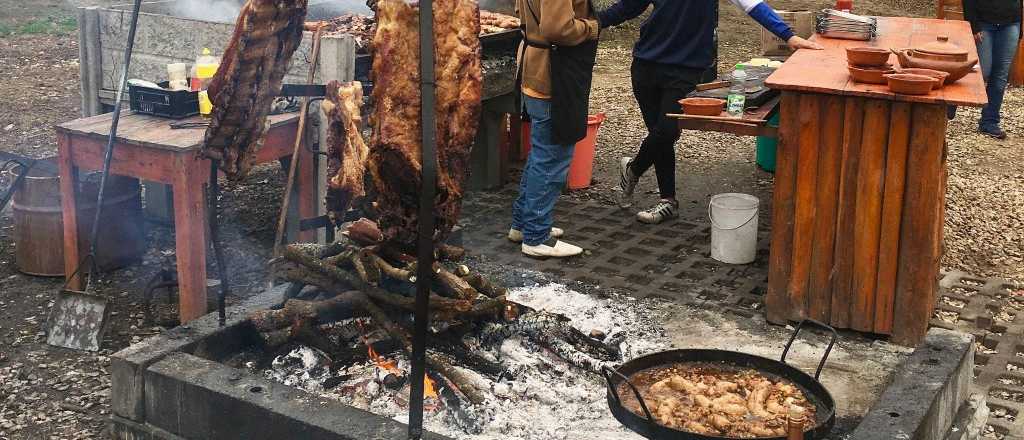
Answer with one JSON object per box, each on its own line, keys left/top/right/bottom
{"left": 511, "top": 95, "right": 575, "bottom": 246}
{"left": 977, "top": 22, "right": 1021, "bottom": 130}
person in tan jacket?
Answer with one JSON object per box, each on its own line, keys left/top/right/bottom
{"left": 508, "top": 0, "right": 599, "bottom": 258}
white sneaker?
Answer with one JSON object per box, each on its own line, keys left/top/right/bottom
{"left": 508, "top": 226, "right": 564, "bottom": 243}
{"left": 618, "top": 157, "right": 639, "bottom": 209}
{"left": 522, "top": 238, "right": 583, "bottom": 259}
{"left": 636, "top": 199, "right": 679, "bottom": 224}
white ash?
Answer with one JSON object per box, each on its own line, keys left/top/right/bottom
{"left": 257, "top": 283, "right": 672, "bottom": 439}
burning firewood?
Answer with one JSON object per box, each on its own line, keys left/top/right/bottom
{"left": 203, "top": 0, "right": 309, "bottom": 179}
{"left": 252, "top": 240, "right": 622, "bottom": 406}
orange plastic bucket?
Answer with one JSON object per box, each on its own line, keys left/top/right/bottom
{"left": 519, "top": 113, "right": 606, "bottom": 189}
{"left": 567, "top": 113, "right": 605, "bottom": 189}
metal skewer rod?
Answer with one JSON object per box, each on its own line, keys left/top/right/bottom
{"left": 82, "top": 0, "right": 144, "bottom": 290}
{"left": 410, "top": 0, "right": 437, "bottom": 436}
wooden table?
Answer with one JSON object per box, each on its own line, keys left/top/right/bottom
{"left": 762, "top": 17, "right": 987, "bottom": 346}
{"left": 672, "top": 95, "right": 781, "bottom": 138}
{"left": 56, "top": 112, "right": 314, "bottom": 323}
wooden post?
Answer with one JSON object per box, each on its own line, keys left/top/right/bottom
{"left": 873, "top": 102, "right": 911, "bottom": 334}
{"left": 765, "top": 92, "right": 802, "bottom": 324}
{"left": 57, "top": 133, "right": 83, "bottom": 290}
{"left": 806, "top": 95, "right": 844, "bottom": 322}
{"left": 78, "top": 7, "right": 103, "bottom": 117}
{"left": 316, "top": 35, "right": 357, "bottom": 244}
{"left": 850, "top": 100, "right": 890, "bottom": 332}
{"left": 892, "top": 104, "right": 948, "bottom": 345}
{"left": 173, "top": 154, "right": 209, "bottom": 323}
{"left": 830, "top": 97, "right": 865, "bottom": 329}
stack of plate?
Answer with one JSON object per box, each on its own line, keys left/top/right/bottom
{"left": 816, "top": 9, "right": 877, "bottom": 41}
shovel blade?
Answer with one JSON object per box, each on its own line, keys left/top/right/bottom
{"left": 45, "top": 289, "right": 111, "bottom": 352}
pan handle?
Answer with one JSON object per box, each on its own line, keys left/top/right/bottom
{"left": 601, "top": 365, "right": 655, "bottom": 423}
{"left": 780, "top": 319, "right": 838, "bottom": 381}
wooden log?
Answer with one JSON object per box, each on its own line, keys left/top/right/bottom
{"left": 806, "top": 95, "right": 845, "bottom": 322}
{"left": 787, "top": 93, "right": 823, "bottom": 320}
{"left": 873, "top": 102, "right": 911, "bottom": 334}
{"left": 892, "top": 104, "right": 947, "bottom": 346}
{"left": 766, "top": 92, "right": 803, "bottom": 324}
{"left": 850, "top": 99, "right": 891, "bottom": 332}
{"left": 249, "top": 290, "right": 368, "bottom": 331}
{"left": 464, "top": 273, "right": 509, "bottom": 299}
{"left": 830, "top": 97, "right": 866, "bottom": 328}
{"left": 437, "top": 267, "right": 480, "bottom": 300}
{"left": 365, "top": 251, "right": 414, "bottom": 282}
{"left": 437, "top": 244, "right": 466, "bottom": 261}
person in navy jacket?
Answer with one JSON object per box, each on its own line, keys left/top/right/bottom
{"left": 599, "top": 0, "right": 822, "bottom": 224}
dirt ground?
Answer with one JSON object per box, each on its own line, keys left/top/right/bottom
{"left": 0, "top": 0, "right": 1021, "bottom": 438}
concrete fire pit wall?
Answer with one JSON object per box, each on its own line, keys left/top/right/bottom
{"left": 849, "top": 328, "right": 976, "bottom": 440}
{"left": 110, "top": 286, "right": 452, "bottom": 440}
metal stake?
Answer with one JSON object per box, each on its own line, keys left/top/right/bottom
{"left": 84, "top": 0, "right": 144, "bottom": 290}
{"left": 409, "top": 0, "right": 436, "bottom": 437}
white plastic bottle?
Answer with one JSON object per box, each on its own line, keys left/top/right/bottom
{"left": 727, "top": 64, "right": 747, "bottom": 117}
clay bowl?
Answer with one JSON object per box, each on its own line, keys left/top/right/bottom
{"left": 897, "top": 68, "right": 950, "bottom": 89}
{"left": 848, "top": 64, "right": 896, "bottom": 84}
{"left": 847, "top": 47, "right": 892, "bottom": 67}
{"left": 884, "top": 73, "right": 937, "bottom": 95}
{"left": 679, "top": 97, "right": 725, "bottom": 116}
{"left": 891, "top": 49, "right": 978, "bottom": 84}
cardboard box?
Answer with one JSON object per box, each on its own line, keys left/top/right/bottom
{"left": 761, "top": 10, "right": 815, "bottom": 56}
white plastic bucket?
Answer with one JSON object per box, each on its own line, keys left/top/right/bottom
{"left": 709, "top": 193, "right": 760, "bottom": 264}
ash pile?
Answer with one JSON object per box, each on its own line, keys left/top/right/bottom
{"left": 228, "top": 279, "right": 671, "bottom": 439}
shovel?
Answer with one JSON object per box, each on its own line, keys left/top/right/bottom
{"left": 45, "top": 0, "right": 144, "bottom": 352}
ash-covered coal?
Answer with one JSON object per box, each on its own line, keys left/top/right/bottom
{"left": 252, "top": 283, "right": 670, "bottom": 440}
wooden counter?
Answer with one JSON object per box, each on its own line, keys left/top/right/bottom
{"left": 763, "top": 17, "right": 987, "bottom": 345}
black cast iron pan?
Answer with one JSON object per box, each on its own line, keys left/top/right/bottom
{"left": 602, "top": 319, "right": 838, "bottom": 440}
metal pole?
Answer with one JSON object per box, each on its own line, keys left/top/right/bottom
{"left": 409, "top": 0, "right": 436, "bottom": 436}
{"left": 85, "top": 0, "right": 144, "bottom": 289}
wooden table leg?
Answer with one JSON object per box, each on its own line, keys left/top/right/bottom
{"left": 57, "top": 132, "right": 82, "bottom": 290}
{"left": 173, "top": 154, "right": 209, "bottom": 323}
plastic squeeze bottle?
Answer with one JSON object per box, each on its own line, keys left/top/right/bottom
{"left": 192, "top": 48, "right": 220, "bottom": 92}
{"left": 727, "top": 64, "right": 747, "bottom": 117}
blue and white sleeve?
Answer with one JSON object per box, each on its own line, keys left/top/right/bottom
{"left": 729, "top": 0, "right": 796, "bottom": 41}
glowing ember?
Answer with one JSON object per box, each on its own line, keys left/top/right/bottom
{"left": 359, "top": 322, "right": 439, "bottom": 401}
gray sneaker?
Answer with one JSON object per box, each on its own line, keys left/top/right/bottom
{"left": 636, "top": 199, "right": 679, "bottom": 224}
{"left": 618, "top": 157, "right": 639, "bottom": 208}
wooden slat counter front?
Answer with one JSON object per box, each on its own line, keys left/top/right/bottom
{"left": 763, "top": 17, "right": 987, "bottom": 345}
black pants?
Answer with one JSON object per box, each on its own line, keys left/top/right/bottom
{"left": 629, "top": 58, "right": 705, "bottom": 200}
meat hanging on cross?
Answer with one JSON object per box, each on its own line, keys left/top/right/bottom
{"left": 323, "top": 80, "right": 370, "bottom": 219}
{"left": 202, "top": 0, "right": 309, "bottom": 180}
{"left": 368, "top": 0, "right": 483, "bottom": 251}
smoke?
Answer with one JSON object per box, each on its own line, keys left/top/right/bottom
{"left": 168, "top": 0, "right": 245, "bottom": 23}
{"left": 168, "top": 0, "right": 372, "bottom": 22}
{"left": 478, "top": 0, "right": 515, "bottom": 14}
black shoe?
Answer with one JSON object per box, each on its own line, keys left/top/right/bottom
{"left": 980, "top": 126, "right": 1007, "bottom": 140}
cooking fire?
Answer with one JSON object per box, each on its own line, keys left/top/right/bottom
{"left": 231, "top": 281, "right": 671, "bottom": 439}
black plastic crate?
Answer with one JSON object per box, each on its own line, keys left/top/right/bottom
{"left": 128, "top": 81, "right": 199, "bottom": 119}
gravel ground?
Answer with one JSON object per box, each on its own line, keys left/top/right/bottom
{"left": 0, "top": 0, "right": 1022, "bottom": 438}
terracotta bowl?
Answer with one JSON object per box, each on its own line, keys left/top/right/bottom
{"left": 884, "top": 73, "right": 936, "bottom": 95}
{"left": 848, "top": 65, "right": 896, "bottom": 84}
{"left": 896, "top": 68, "right": 950, "bottom": 89}
{"left": 679, "top": 97, "right": 725, "bottom": 116}
{"left": 846, "top": 47, "right": 892, "bottom": 67}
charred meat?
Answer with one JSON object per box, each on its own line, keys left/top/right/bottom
{"left": 323, "top": 81, "right": 370, "bottom": 219}
{"left": 368, "top": 0, "right": 482, "bottom": 250}
{"left": 203, "top": 0, "right": 308, "bottom": 179}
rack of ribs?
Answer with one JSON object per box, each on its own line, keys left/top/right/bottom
{"left": 368, "top": 0, "right": 483, "bottom": 251}
{"left": 202, "top": 0, "right": 309, "bottom": 180}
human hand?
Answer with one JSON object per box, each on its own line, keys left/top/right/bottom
{"left": 787, "top": 35, "right": 823, "bottom": 50}
{"left": 975, "top": 32, "right": 984, "bottom": 42}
